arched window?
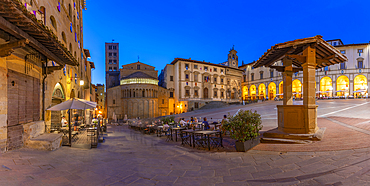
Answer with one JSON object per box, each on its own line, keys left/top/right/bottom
{"left": 50, "top": 16, "right": 57, "bottom": 31}
{"left": 61, "top": 32, "right": 66, "bottom": 44}
{"left": 69, "top": 43, "right": 72, "bottom": 52}
{"left": 68, "top": 4, "right": 72, "bottom": 18}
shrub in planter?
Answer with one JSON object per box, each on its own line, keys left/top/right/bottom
{"left": 161, "top": 116, "right": 175, "bottom": 124}
{"left": 224, "top": 110, "right": 262, "bottom": 152}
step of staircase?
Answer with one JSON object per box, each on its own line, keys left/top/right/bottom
{"left": 260, "top": 138, "right": 312, "bottom": 144}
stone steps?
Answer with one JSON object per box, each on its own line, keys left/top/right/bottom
{"left": 260, "top": 127, "right": 326, "bottom": 144}
{"left": 199, "top": 101, "right": 230, "bottom": 110}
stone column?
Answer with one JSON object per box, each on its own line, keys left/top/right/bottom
{"left": 283, "top": 58, "right": 293, "bottom": 105}
{"left": 302, "top": 46, "right": 319, "bottom": 134}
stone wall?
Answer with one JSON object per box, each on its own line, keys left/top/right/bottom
{"left": 0, "top": 57, "right": 7, "bottom": 152}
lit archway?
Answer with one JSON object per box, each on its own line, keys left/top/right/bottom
{"left": 320, "top": 77, "right": 333, "bottom": 97}
{"left": 279, "top": 81, "right": 283, "bottom": 94}
{"left": 268, "top": 82, "right": 276, "bottom": 100}
{"left": 292, "top": 79, "right": 302, "bottom": 98}
{"left": 258, "top": 83, "right": 266, "bottom": 99}
{"left": 336, "top": 76, "right": 349, "bottom": 97}
{"left": 250, "top": 85, "right": 256, "bottom": 100}
{"left": 354, "top": 75, "right": 368, "bottom": 97}
{"left": 242, "top": 86, "right": 248, "bottom": 101}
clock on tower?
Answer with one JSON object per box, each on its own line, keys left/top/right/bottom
{"left": 228, "top": 46, "right": 238, "bottom": 67}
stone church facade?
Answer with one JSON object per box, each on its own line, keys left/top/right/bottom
{"left": 106, "top": 62, "right": 173, "bottom": 120}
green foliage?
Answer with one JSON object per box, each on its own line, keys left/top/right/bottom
{"left": 224, "top": 110, "right": 262, "bottom": 142}
{"left": 161, "top": 116, "right": 175, "bottom": 124}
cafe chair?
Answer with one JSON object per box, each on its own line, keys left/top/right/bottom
{"left": 180, "top": 131, "right": 191, "bottom": 146}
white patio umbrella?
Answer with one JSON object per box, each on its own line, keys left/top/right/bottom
{"left": 47, "top": 98, "right": 97, "bottom": 111}
{"left": 275, "top": 93, "right": 283, "bottom": 96}
{"left": 47, "top": 98, "right": 97, "bottom": 146}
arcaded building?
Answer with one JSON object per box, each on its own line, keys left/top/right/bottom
{"left": 240, "top": 39, "right": 370, "bottom": 100}
{"left": 106, "top": 62, "right": 173, "bottom": 120}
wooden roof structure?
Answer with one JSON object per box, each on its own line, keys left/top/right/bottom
{"left": 0, "top": 0, "right": 78, "bottom": 66}
{"left": 253, "top": 35, "right": 347, "bottom": 69}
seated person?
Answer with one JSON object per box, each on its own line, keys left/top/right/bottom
{"left": 180, "top": 118, "right": 187, "bottom": 127}
{"left": 61, "top": 116, "right": 68, "bottom": 127}
{"left": 202, "top": 117, "right": 212, "bottom": 130}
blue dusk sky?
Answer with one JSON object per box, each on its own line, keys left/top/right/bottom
{"left": 83, "top": 0, "right": 370, "bottom": 85}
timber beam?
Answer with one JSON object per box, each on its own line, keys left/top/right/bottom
{"left": 287, "top": 55, "right": 306, "bottom": 63}
{"left": 0, "top": 39, "right": 29, "bottom": 57}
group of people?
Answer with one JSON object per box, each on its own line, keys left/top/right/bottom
{"left": 60, "top": 111, "right": 102, "bottom": 131}
{"left": 176, "top": 115, "right": 229, "bottom": 131}
{"left": 60, "top": 111, "right": 81, "bottom": 131}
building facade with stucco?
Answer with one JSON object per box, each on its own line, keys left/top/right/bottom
{"left": 0, "top": 0, "right": 94, "bottom": 151}
{"left": 159, "top": 48, "right": 244, "bottom": 114}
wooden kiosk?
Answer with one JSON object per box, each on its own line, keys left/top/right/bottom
{"left": 254, "top": 36, "right": 347, "bottom": 140}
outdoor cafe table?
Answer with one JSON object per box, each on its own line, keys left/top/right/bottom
{"left": 171, "top": 127, "right": 186, "bottom": 142}
{"left": 182, "top": 129, "right": 223, "bottom": 150}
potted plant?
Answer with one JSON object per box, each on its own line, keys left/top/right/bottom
{"left": 224, "top": 110, "right": 262, "bottom": 152}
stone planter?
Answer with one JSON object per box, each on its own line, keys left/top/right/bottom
{"left": 235, "top": 136, "right": 260, "bottom": 152}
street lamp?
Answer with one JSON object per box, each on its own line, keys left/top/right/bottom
{"left": 80, "top": 80, "right": 84, "bottom": 86}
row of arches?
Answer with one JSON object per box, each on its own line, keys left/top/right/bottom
{"left": 242, "top": 75, "right": 368, "bottom": 100}
{"left": 122, "top": 88, "right": 158, "bottom": 98}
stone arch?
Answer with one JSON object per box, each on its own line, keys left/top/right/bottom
{"left": 268, "top": 82, "right": 276, "bottom": 100}
{"left": 250, "top": 85, "right": 256, "bottom": 100}
{"left": 258, "top": 83, "right": 266, "bottom": 99}
{"left": 320, "top": 76, "right": 333, "bottom": 97}
{"left": 336, "top": 75, "right": 349, "bottom": 97}
{"left": 354, "top": 75, "right": 367, "bottom": 97}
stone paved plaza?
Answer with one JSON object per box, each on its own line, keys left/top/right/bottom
{"left": 1, "top": 99, "right": 370, "bottom": 185}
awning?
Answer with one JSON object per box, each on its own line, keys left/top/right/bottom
{"left": 335, "top": 89, "right": 348, "bottom": 93}
{"left": 354, "top": 89, "right": 367, "bottom": 93}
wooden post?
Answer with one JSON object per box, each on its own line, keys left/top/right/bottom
{"left": 302, "top": 46, "right": 319, "bottom": 133}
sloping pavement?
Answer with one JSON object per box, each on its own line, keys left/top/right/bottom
{"left": 1, "top": 125, "right": 370, "bottom": 185}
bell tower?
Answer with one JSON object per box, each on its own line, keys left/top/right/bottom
{"left": 228, "top": 45, "right": 238, "bottom": 68}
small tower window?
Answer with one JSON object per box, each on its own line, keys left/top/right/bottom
{"left": 50, "top": 16, "right": 57, "bottom": 31}
{"left": 137, "top": 65, "right": 140, "bottom": 70}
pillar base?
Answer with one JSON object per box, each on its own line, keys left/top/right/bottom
{"left": 261, "top": 127, "right": 326, "bottom": 144}
{"left": 277, "top": 105, "right": 319, "bottom": 134}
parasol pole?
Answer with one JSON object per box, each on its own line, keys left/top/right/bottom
{"left": 68, "top": 109, "right": 71, "bottom": 147}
